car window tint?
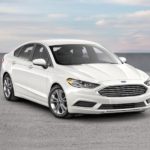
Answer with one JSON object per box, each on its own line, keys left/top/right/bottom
{"left": 14, "top": 47, "right": 22, "bottom": 57}
{"left": 93, "top": 47, "right": 112, "bottom": 63}
{"left": 19, "top": 44, "right": 34, "bottom": 60}
{"left": 51, "top": 45, "right": 90, "bottom": 65}
{"left": 50, "top": 45, "right": 119, "bottom": 65}
{"left": 33, "top": 44, "right": 50, "bottom": 64}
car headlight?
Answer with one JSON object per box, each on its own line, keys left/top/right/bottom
{"left": 67, "top": 78, "right": 100, "bottom": 89}
{"left": 144, "top": 78, "right": 150, "bottom": 86}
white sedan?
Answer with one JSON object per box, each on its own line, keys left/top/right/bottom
{"left": 1, "top": 39, "right": 150, "bottom": 118}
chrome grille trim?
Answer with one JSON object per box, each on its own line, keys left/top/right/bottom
{"left": 99, "top": 85, "right": 147, "bottom": 97}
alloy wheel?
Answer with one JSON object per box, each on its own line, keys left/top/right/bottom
{"left": 50, "top": 88, "right": 68, "bottom": 116}
{"left": 3, "top": 76, "right": 13, "bottom": 98}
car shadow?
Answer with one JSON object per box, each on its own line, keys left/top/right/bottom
{"left": 17, "top": 98, "right": 50, "bottom": 111}
{"left": 71, "top": 111, "right": 149, "bottom": 122}
{"left": 14, "top": 98, "right": 150, "bottom": 122}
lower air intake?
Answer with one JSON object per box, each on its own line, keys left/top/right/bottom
{"left": 99, "top": 102, "right": 145, "bottom": 110}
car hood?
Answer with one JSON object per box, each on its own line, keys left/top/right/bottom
{"left": 57, "top": 63, "right": 148, "bottom": 83}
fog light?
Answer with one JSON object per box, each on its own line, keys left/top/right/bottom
{"left": 146, "top": 99, "right": 150, "bottom": 104}
{"left": 144, "top": 78, "right": 150, "bottom": 86}
{"left": 73, "top": 101, "right": 96, "bottom": 107}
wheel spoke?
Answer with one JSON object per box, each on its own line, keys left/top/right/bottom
{"left": 60, "top": 103, "right": 66, "bottom": 112}
{"left": 3, "top": 77, "right": 12, "bottom": 98}
{"left": 7, "top": 89, "right": 10, "bottom": 96}
{"left": 51, "top": 94, "right": 59, "bottom": 103}
{"left": 56, "top": 89, "right": 62, "bottom": 100}
{"left": 51, "top": 99, "right": 58, "bottom": 103}
{"left": 50, "top": 88, "right": 67, "bottom": 116}
{"left": 6, "top": 78, "right": 10, "bottom": 85}
{"left": 55, "top": 90, "right": 59, "bottom": 98}
{"left": 61, "top": 97, "right": 66, "bottom": 102}
{"left": 4, "top": 80, "right": 8, "bottom": 87}
{"left": 3, "top": 85, "right": 6, "bottom": 91}
{"left": 56, "top": 103, "right": 61, "bottom": 113}
{"left": 7, "top": 84, "right": 12, "bottom": 89}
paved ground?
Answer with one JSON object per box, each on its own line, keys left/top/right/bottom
{"left": 1, "top": 55, "right": 150, "bottom": 150}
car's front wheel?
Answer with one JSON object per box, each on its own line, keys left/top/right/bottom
{"left": 49, "top": 85, "right": 71, "bottom": 118}
{"left": 3, "top": 74, "right": 17, "bottom": 101}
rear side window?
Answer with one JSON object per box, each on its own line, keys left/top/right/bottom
{"left": 14, "top": 47, "right": 22, "bottom": 57}
{"left": 32, "top": 44, "right": 50, "bottom": 64}
{"left": 18, "top": 44, "right": 34, "bottom": 60}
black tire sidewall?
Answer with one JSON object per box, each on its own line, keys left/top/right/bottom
{"left": 48, "top": 85, "right": 69, "bottom": 118}
{"left": 3, "top": 74, "right": 15, "bottom": 101}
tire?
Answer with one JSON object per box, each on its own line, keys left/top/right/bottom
{"left": 48, "top": 85, "right": 72, "bottom": 118}
{"left": 3, "top": 74, "right": 17, "bottom": 101}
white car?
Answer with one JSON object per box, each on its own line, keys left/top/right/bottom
{"left": 1, "top": 39, "right": 150, "bottom": 118}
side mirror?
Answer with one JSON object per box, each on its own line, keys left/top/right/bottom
{"left": 33, "top": 59, "right": 48, "bottom": 68}
{"left": 119, "top": 57, "right": 127, "bottom": 64}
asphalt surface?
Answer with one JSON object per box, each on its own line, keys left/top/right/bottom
{"left": 1, "top": 55, "right": 150, "bottom": 150}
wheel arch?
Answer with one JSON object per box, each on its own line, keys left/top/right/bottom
{"left": 50, "top": 82, "right": 63, "bottom": 91}
{"left": 48, "top": 82, "right": 71, "bottom": 118}
{"left": 48, "top": 82, "right": 65, "bottom": 103}
{"left": 3, "top": 72, "right": 10, "bottom": 81}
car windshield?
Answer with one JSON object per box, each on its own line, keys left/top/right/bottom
{"left": 50, "top": 44, "right": 120, "bottom": 65}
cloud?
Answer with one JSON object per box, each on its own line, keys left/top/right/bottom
{"left": 95, "top": 20, "right": 107, "bottom": 26}
{"left": 115, "top": 33, "right": 150, "bottom": 52}
{"left": 80, "top": 0, "right": 150, "bottom": 6}
{"left": 0, "top": 6, "right": 19, "bottom": 14}
{"left": 75, "top": 15, "right": 108, "bottom": 22}
{"left": 95, "top": 10, "right": 150, "bottom": 28}
{"left": 0, "top": 3, "right": 37, "bottom": 15}
{"left": 0, "top": 0, "right": 150, "bottom": 53}
{"left": 0, "top": 0, "right": 20, "bottom": 3}
{"left": 0, "top": 20, "right": 93, "bottom": 52}
{"left": 127, "top": 10, "right": 150, "bottom": 18}
{"left": 93, "top": 10, "right": 150, "bottom": 52}
{"left": 48, "top": 13, "right": 68, "bottom": 20}
{"left": 105, "top": 0, "right": 149, "bottom": 5}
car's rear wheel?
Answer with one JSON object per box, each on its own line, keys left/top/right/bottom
{"left": 49, "top": 85, "right": 71, "bottom": 118}
{"left": 3, "top": 74, "right": 17, "bottom": 101}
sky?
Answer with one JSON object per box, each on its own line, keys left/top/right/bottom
{"left": 0, "top": 0, "right": 150, "bottom": 53}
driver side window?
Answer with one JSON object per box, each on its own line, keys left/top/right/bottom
{"left": 32, "top": 44, "right": 50, "bottom": 65}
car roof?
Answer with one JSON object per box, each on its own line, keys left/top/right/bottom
{"left": 13, "top": 39, "right": 107, "bottom": 53}
{"left": 24, "top": 39, "right": 100, "bottom": 46}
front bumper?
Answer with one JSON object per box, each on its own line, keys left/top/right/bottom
{"left": 65, "top": 80, "right": 150, "bottom": 114}
{"left": 69, "top": 103, "right": 150, "bottom": 114}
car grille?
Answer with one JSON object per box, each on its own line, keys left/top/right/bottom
{"left": 99, "top": 85, "right": 147, "bottom": 97}
{"left": 99, "top": 102, "right": 146, "bottom": 110}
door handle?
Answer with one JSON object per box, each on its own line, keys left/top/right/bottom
{"left": 28, "top": 65, "right": 33, "bottom": 69}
